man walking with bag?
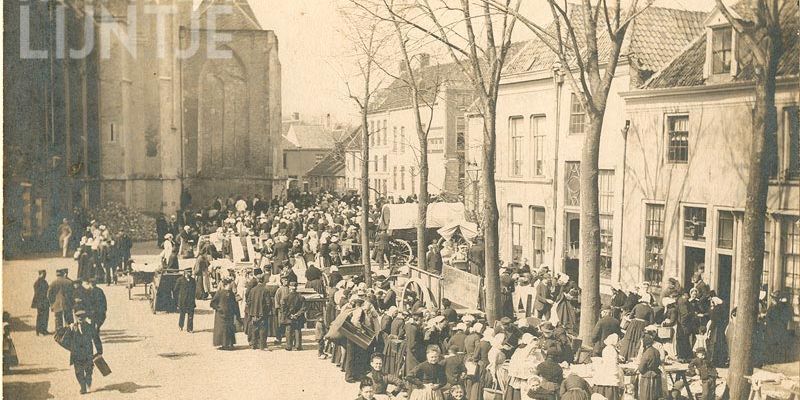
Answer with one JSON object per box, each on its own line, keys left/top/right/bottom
{"left": 70, "top": 309, "right": 103, "bottom": 394}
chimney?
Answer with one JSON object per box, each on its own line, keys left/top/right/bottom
{"left": 419, "top": 53, "right": 430, "bottom": 68}
{"left": 292, "top": 112, "right": 300, "bottom": 121}
{"left": 325, "top": 113, "right": 332, "bottom": 130}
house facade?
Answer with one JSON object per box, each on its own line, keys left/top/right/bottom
{"left": 476, "top": 6, "right": 706, "bottom": 286}
{"left": 347, "top": 61, "right": 473, "bottom": 202}
{"left": 620, "top": 3, "right": 799, "bottom": 317}
{"left": 280, "top": 124, "right": 346, "bottom": 192}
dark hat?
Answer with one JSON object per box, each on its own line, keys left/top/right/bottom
{"left": 38, "top": 269, "right": 46, "bottom": 274}
{"left": 289, "top": 281, "right": 298, "bottom": 287}
{"left": 500, "top": 317, "right": 512, "bottom": 325}
{"left": 253, "top": 268, "right": 264, "bottom": 276}
{"left": 87, "top": 278, "right": 97, "bottom": 284}
{"left": 411, "top": 310, "right": 424, "bottom": 317}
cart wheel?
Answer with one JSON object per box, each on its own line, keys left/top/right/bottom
{"left": 390, "top": 239, "right": 414, "bottom": 266}
{"left": 149, "top": 284, "right": 156, "bottom": 314}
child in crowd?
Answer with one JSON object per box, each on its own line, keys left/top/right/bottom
{"left": 687, "top": 347, "right": 718, "bottom": 400}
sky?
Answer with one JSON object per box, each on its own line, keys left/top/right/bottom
{"left": 199, "top": 0, "right": 719, "bottom": 125}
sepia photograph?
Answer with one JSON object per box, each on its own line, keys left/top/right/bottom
{"left": 2, "top": 0, "right": 798, "bottom": 399}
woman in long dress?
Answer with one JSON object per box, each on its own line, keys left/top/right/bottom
{"left": 705, "top": 297, "right": 728, "bottom": 367}
{"left": 637, "top": 334, "right": 662, "bottom": 400}
{"left": 467, "top": 328, "right": 494, "bottom": 400}
{"left": 619, "top": 294, "right": 654, "bottom": 361}
{"left": 211, "top": 279, "right": 241, "bottom": 350}
{"left": 593, "top": 334, "right": 623, "bottom": 400}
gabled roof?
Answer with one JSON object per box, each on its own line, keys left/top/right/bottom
{"left": 197, "top": 0, "right": 262, "bottom": 30}
{"left": 503, "top": 5, "right": 706, "bottom": 77}
{"left": 370, "top": 62, "right": 470, "bottom": 112}
{"left": 306, "top": 152, "right": 345, "bottom": 177}
{"left": 284, "top": 125, "right": 347, "bottom": 150}
{"left": 644, "top": 1, "right": 798, "bottom": 89}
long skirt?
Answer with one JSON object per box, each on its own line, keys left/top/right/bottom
{"left": 409, "top": 386, "right": 444, "bottom": 400}
{"left": 593, "top": 385, "right": 622, "bottom": 400}
{"left": 675, "top": 324, "right": 693, "bottom": 360}
{"left": 212, "top": 313, "right": 236, "bottom": 347}
{"left": 637, "top": 372, "right": 662, "bottom": 400}
{"left": 469, "top": 363, "right": 490, "bottom": 400}
{"left": 383, "top": 338, "right": 405, "bottom": 376}
{"left": 619, "top": 320, "right": 647, "bottom": 361}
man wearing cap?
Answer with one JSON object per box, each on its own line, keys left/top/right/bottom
{"left": 374, "top": 229, "right": 390, "bottom": 269}
{"left": 31, "top": 270, "right": 50, "bottom": 335}
{"left": 49, "top": 268, "right": 74, "bottom": 331}
{"left": 280, "top": 281, "right": 306, "bottom": 351}
{"left": 173, "top": 269, "right": 197, "bottom": 333}
{"left": 69, "top": 308, "right": 103, "bottom": 394}
{"left": 426, "top": 244, "right": 443, "bottom": 274}
{"left": 86, "top": 279, "right": 107, "bottom": 337}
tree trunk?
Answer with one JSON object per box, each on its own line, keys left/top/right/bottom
{"left": 417, "top": 129, "right": 429, "bottom": 272}
{"left": 482, "top": 105, "right": 501, "bottom": 324}
{"left": 578, "top": 113, "right": 602, "bottom": 343}
{"left": 361, "top": 108, "right": 373, "bottom": 286}
{"left": 728, "top": 51, "right": 779, "bottom": 400}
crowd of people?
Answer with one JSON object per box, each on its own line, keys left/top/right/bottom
{"left": 27, "top": 190, "right": 796, "bottom": 398}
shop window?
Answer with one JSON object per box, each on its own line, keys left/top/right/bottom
{"left": 510, "top": 205, "right": 523, "bottom": 261}
{"left": 684, "top": 206, "right": 707, "bottom": 241}
{"left": 530, "top": 207, "right": 545, "bottom": 269}
{"left": 644, "top": 204, "right": 665, "bottom": 285}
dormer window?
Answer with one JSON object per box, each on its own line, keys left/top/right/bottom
{"left": 712, "top": 26, "right": 733, "bottom": 74}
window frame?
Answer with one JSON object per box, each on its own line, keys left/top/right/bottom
{"left": 599, "top": 170, "right": 615, "bottom": 279}
{"left": 569, "top": 93, "right": 587, "bottom": 135}
{"left": 530, "top": 115, "right": 546, "bottom": 177}
{"left": 666, "top": 114, "right": 690, "bottom": 164}
{"left": 530, "top": 206, "right": 546, "bottom": 268}
{"left": 509, "top": 116, "right": 525, "bottom": 177}
{"left": 712, "top": 26, "right": 733, "bottom": 75}
{"left": 643, "top": 203, "right": 666, "bottom": 286}
{"left": 510, "top": 204, "right": 524, "bottom": 261}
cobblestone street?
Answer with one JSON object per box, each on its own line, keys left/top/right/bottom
{"left": 2, "top": 253, "right": 357, "bottom": 400}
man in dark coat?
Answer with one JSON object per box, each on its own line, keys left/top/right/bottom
{"left": 468, "top": 238, "right": 485, "bottom": 277}
{"left": 281, "top": 281, "right": 306, "bottom": 351}
{"left": 246, "top": 274, "right": 273, "bottom": 350}
{"left": 426, "top": 244, "right": 442, "bottom": 274}
{"left": 404, "top": 312, "right": 424, "bottom": 375}
{"left": 173, "top": 270, "right": 197, "bottom": 333}
{"left": 69, "top": 309, "right": 103, "bottom": 394}
{"left": 534, "top": 278, "right": 554, "bottom": 319}
{"left": 441, "top": 298, "right": 458, "bottom": 323}
{"left": 49, "top": 269, "right": 74, "bottom": 330}
{"left": 86, "top": 279, "right": 107, "bottom": 336}
{"left": 31, "top": 270, "right": 50, "bottom": 335}
{"left": 374, "top": 229, "right": 390, "bottom": 268}
{"left": 591, "top": 307, "right": 621, "bottom": 356}
{"left": 118, "top": 231, "right": 133, "bottom": 273}
{"left": 305, "top": 263, "right": 325, "bottom": 295}
{"left": 272, "top": 237, "right": 290, "bottom": 274}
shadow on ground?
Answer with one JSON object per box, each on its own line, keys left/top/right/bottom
{"left": 2, "top": 381, "right": 55, "bottom": 399}
{"left": 5, "top": 367, "right": 66, "bottom": 376}
{"left": 157, "top": 352, "right": 197, "bottom": 360}
{"left": 99, "top": 329, "right": 149, "bottom": 344}
{"left": 9, "top": 316, "right": 36, "bottom": 332}
{"left": 95, "top": 381, "right": 160, "bottom": 394}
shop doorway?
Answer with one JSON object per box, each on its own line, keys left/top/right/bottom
{"left": 565, "top": 213, "right": 580, "bottom": 283}
{"left": 684, "top": 247, "right": 706, "bottom": 288}
{"left": 717, "top": 254, "right": 733, "bottom": 305}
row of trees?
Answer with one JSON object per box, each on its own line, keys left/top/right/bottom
{"left": 340, "top": 1, "right": 787, "bottom": 397}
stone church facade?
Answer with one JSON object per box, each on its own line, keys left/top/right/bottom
{"left": 98, "top": 0, "right": 281, "bottom": 213}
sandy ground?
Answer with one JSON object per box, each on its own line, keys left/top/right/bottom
{"left": 2, "top": 253, "right": 358, "bottom": 400}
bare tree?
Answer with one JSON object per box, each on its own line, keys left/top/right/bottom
{"left": 368, "top": 0, "right": 520, "bottom": 323}
{"left": 714, "top": 0, "right": 788, "bottom": 397}
{"left": 339, "top": 4, "right": 392, "bottom": 286}
{"left": 487, "top": 0, "right": 651, "bottom": 341}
